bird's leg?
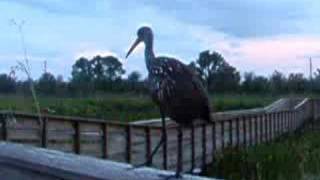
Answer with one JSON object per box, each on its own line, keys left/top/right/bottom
{"left": 160, "top": 108, "right": 168, "bottom": 168}
{"left": 176, "top": 126, "right": 183, "bottom": 177}
{"left": 158, "top": 126, "right": 183, "bottom": 180}
{"left": 130, "top": 108, "right": 167, "bottom": 168}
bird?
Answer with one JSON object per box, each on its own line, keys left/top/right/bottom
{"left": 126, "top": 26, "right": 213, "bottom": 179}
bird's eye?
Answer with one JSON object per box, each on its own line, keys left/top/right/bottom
{"left": 137, "top": 29, "right": 144, "bottom": 37}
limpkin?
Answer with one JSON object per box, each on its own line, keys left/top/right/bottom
{"left": 126, "top": 26, "right": 212, "bottom": 178}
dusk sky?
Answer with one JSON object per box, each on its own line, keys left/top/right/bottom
{"left": 0, "top": 0, "right": 320, "bottom": 80}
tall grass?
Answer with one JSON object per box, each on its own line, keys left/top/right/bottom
{"left": 0, "top": 93, "right": 278, "bottom": 121}
{"left": 207, "top": 131, "right": 320, "bottom": 180}
{"left": 10, "top": 19, "right": 42, "bottom": 125}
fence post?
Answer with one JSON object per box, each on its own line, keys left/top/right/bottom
{"left": 260, "top": 114, "right": 264, "bottom": 143}
{"left": 290, "top": 111, "right": 293, "bottom": 132}
{"left": 221, "top": 121, "right": 225, "bottom": 149}
{"left": 280, "top": 112, "right": 284, "bottom": 135}
{"left": 254, "top": 115, "right": 258, "bottom": 145}
{"left": 163, "top": 127, "right": 168, "bottom": 170}
{"left": 102, "top": 123, "right": 108, "bottom": 159}
{"left": 264, "top": 114, "right": 269, "bottom": 142}
{"left": 236, "top": 118, "right": 240, "bottom": 148}
{"left": 201, "top": 124, "right": 206, "bottom": 172}
{"left": 249, "top": 116, "right": 253, "bottom": 146}
{"left": 243, "top": 116, "right": 247, "bottom": 147}
{"left": 295, "top": 111, "right": 298, "bottom": 131}
{"left": 285, "top": 111, "right": 288, "bottom": 133}
{"left": 177, "top": 126, "right": 183, "bottom": 173}
{"left": 289, "top": 111, "right": 292, "bottom": 132}
{"left": 277, "top": 112, "right": 280, "bottom": 138}
{"left": 287, "top": 111, "right": 290, "bottom": 132}
{"left": 273, "top": 113, "right": 276, "bottom": 140}
{"left": 311, "top": 99, "right": 315, "bottom": 125}
{"left": 293, "top": 111, "right": 297, "bottom": 131}
{"left": 191, "top": 124, "right": 195, "bottom": 171}
{"left": 282, "top": 111, "right": 287, "bottom": 134}
{"left": 212, "top": 121, "right": 216, "bottom": 158}
{"left": 288, "top": 111, "right": 292, "bottom": 133}
{"left": 229, "top": 120, "right": 233, "bottom": 147}
{"left": 145, "top": 126, "right": 152, "bottom": 166}
{"left": 1, "top": 114, "right": 8, "bottom": 141}
{"left": 73, "top": 121, "right": 80, "bottom": 154}
{"left": 125, "top": 125, "right": 132, "bottom": 163}
{"left": 269, "top": 113, "right": 272, "bottom": 142}
{"left": 41, "top": 117, "right": 48, "bottom": 148}
{"left": 293, "top": 111, "right": 296, "bottom": 131}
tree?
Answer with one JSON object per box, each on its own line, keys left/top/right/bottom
{"left": 71, "top": 55, "right": 125, "bottom": 93}
{"left": 127, "top": 71, "right": 141, "bottom": 83}
{"left": 0, "top": 74, "right": 16, "bottom": 93}
{"left": 242, "top": 72, "right": 269, "bottom": 93}
{"left": 70, "top": 57, "right": 93, "bottom": 94}
{"left": 197, "top": 50, "right": 224, "bottom": 88}
{"left": 90, "top": 55, "right": 125, "bottom": 91}
{"left": 269, "top": 70, "right": 287, "bottom": 94}
{"left": 56, "top": 75, "right": 68, "bottom": 96}
{"left": 287, "top": 73, "right": 307, "bottom": 93}
{"left": 91, "top": 55, "right": 125, "bottom": 81}
{"left": 37, "top": 72, "right": 57, "bottom": 95}
{"left": 127, "top": 71, "right": 142, "bottom": 91}
{"left": 212, "top": 64, "right": 240, "bottom": 92}
{"left": 242, "top": 72, "right": 254, "bottom": 92}
{"left": 191, "top": 50, "right": 240, "bottom": 92}
{"left": 252, "top": 76, "right": 269, "bottom": 92}
{"left": 72, "top": 57, "right": 92, "bottom": 81}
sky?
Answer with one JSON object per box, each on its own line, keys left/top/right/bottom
{"left": 0, "top": 0, "right": 320, "bottom": 80}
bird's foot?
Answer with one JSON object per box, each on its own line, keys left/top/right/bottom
{"left": 187, "top": 168, "right": 201, "bottom": 175}
{"left": 127, "top": 161, "right": 152, "bottom": 170}
{"left": 158, "top": 173, "right": 182, "bottom": 180}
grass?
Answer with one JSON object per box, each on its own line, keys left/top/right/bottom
{"left": 0, "top": 93, "right": 280, "bottom": 122}
{"left": 207, "top": 130, "right": 320, "bottom": 180}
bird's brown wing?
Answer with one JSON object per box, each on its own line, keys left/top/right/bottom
{"left": 148, "top": 57, "right": 212, "bottom": 123}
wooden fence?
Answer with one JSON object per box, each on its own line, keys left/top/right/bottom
{"left": 0, "top": 98, "right": 317, "bottom": 173}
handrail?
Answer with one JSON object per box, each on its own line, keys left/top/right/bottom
{"left": 0, "top": 110, "right": 150, "bottom": 129}
{"left": 0, "top": 98, "right": 316, "bottom": 174}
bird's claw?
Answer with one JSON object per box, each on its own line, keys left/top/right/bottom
{"left": 186, "top": 168, "right": 201, "bottom": 175}
{"left": 158, "top": 173, "right": 182, "bottom": 180}
{"left": 127, "top": 161, "right": 152, "bottom": 170}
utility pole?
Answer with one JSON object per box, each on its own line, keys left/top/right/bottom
{"left": 309, "top": 57, "right": 313, "bottom": 93}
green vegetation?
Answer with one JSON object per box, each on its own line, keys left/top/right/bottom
{"left": 208, "top": 131, "right": 320, "bottom": 180}
{"left": 1, "top": 50, "right": 319, "bottom": 97}
{"left": 0, "top": 94, "right": 278, "bottom": 122}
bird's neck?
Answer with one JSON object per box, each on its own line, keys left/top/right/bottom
{"left": 144, "top": 39, "right": 155, "bottom": 71}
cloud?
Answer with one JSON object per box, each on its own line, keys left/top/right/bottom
{"left": 74, "top": 49, "right": 118, "bottom": 60}
{"left": 191, "top": 28, "right": 320, "bottom": 76}
{"left": 138, "top": 0, "right": 311, "bottom": 37}
{"left": 2, "top": 0, "right": 104, "bottom": 16}
{"left": 1, "top": 0, "right": 320, "bottom": 80}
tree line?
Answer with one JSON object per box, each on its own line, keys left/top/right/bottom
{"left": 0, "top": 51, "right": 318, "bottom": 96}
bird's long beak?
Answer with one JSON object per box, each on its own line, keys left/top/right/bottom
{"left": 126, "top": 38, "right": 141, "bottom": 58}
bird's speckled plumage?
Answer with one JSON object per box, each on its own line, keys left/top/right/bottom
{"left": 147, "top": 56, "right": 212, "bottom": 126}
{"left": 128, "top": 26, "right": 212, "bottom": 126}
{"left": 126, "top": 26, "right": 212, "bottom": 177}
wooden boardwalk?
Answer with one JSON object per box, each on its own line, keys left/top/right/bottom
{"left": 0, "top": 98, "right": 318, "bottom": 173}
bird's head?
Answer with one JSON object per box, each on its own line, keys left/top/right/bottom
{"left": 126, "top": 26, "right": 153, "bottom": 58}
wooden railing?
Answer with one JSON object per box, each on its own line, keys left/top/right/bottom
{"left": 0, "top": 98, "right": 317, "bottom": 173}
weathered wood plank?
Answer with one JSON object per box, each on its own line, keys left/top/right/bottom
{"left": 0, "top": 98, "right": 313, "bottom": 173}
